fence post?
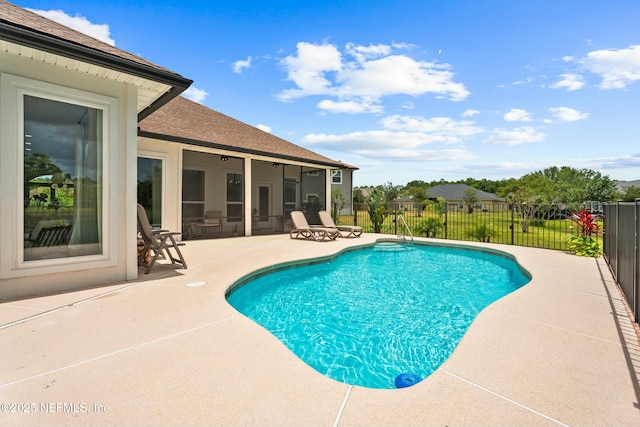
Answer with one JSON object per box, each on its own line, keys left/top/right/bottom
{"left": 635, "top": 199, "right": 639, "bottom": 323}
{"left": 510, "top": 204, "right": 515, "bottom": 245}
{"left": 444, "top": 203, "right": 448, "bottom": 240}
{"left": 393, "top": 203, "right": 398, "bottom": 235}
{"left": 353, "top": 205, "right": 358, "bottom": 226}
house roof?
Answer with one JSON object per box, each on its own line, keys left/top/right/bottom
{"left": 616, "top": 179, "right": 640, "bottom": 189}
{"left": 0, "top": 1, "right": 192, "bottom": 119}
{"left": 427, "top": 183, "right": 503, "bottom": 201}
{"left": 139, "top": 96, "right": 346, "bottom": 168}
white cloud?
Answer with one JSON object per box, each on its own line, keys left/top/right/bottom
{"left": 503, "top": 108, "right": 533, "bottom": 122}
{"left": 278, "top": 41, "right": 469, "bottom": 109}
{"left": 483, "top": 126, "right": 547, "bottom": 146}
{"left": 27, "top": 9, "right": 115, "bottom": 45}
{"left": 600, "top": 153, "right": 640, "bottom": 169}
{"left": 578, "top": 44, "right": 640, "bottom": 89}
{"left": 550, "top": 73, "right": 586, "bottom": 91}
{"left": 182, "top": 86, "right": 208, "bottom": 104}
{"left": 317, "top": 99, "right": 383, "bottom": 114}
{"left": 380, "top": 115, "right": 483, "bottom": 143}
{"left": 303, "top": 130, "right": 441, "bottom": 150}
{"left": 233, "top": 56, "right": 252, "bottom": 74}
{"left": 301, "top": 113, "right": 482, "bottom": 161}
{"left": 462, "top": 109, "right": 480, "bottom": 117}
{"left": 548, "top": 107, "right": 589, "bottom": 122}
{"left": 303, "top": 130, "right": 473, "bottom": 162}
{"left": 256, "top": 124, "right": 272, "bottom": 133}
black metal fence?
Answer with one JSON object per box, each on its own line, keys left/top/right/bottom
{"left": 603, "top": 201, "right": 640, "bottom": 323}
{"left": 332, "top": 202, "right": 590, "bottom": 251}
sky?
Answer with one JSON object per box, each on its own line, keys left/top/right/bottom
{"left": 14, "top": 0, "right": 640, "bottom": 187}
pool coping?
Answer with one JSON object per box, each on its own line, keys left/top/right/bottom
{"left": 1, "top": 234, "right": 639, "bottom": 426}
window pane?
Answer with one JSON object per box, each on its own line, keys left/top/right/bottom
{"left": 23, "top": 95, "right": 103, "bottom": 261}
{"left": 137, "top": 157, "right": 162, "bottom": 227}
{"left": 226, "top": 173, "right": 242, "bottom": 202}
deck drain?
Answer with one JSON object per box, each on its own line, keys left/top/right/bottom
{"left": 186, "top": 281, "right": 206, "bottom": 287}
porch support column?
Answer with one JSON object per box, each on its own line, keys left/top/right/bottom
{"left": 325, "top": 168, "right": 332, "bottom": 211}
{"left": 244, "top": 158, "right": 252, "bottom": 236}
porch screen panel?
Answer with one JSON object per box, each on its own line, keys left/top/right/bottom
{"left": 182, "top": 169, "right": 205, "bottom": 221}
{"left": 226, "top": 173, "right": 243, "bottom": 222}
{"left": 23, "top": 95, "right": 103, "bottom": 261}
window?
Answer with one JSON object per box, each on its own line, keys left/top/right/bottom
{"left": 331, "top": 170, "right": 342, "bottom": 184}
{"left": 23, "top": 95, "right": 104, "bottom": 262}
{"left": 226, "top": 172, "right": 243, "bottom": 222}
{"left": 182, "top": 169, "right": 205, "bottom": 221}
{"left": 137, "top": 156, "right": 163, "bottom": 228}
{"left": 1, "top": 74, "right": 118, "bottom": 276}
{"left": 284, "top": 178, "right": 297, "bottom": 219}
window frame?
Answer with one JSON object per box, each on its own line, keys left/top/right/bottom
{"left": 331, "top": 169, "right": 342, "bottom": 184}
{"left": 1, "top": 74, "right": 118, "bottom": 277}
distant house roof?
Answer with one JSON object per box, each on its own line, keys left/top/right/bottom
{"left": 139, "top": 96, "right": 345, "bottom": 168}
{"left": 616, "top": 180, "right": 640, "bottom": 189}
{"left": 0, "top": 1, "right": 192, "bottom": 118}
{"left": 427, "top": 183, "right": 503, "bottom": 201}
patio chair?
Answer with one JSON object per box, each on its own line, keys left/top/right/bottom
{"left": 318, "top": 210, "right": 363, "bottom": 238}
{"left": 137, "top": 204, "right": 187, "bottom": 274}
{"left": 26, "top": 223, "right": 73, "bottom": 247}
{"left": 289, "top": 210, "right": 340, "bottom": 242}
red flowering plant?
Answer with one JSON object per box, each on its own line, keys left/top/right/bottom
{"left": 568, "top": 210, "right": 601, "bottom": 257}
{"left": 572, "top": 210, "right": 599, "bottom": 237}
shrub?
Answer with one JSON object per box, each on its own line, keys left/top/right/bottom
{"left": 567, "top": 235, "right": 601, "bottom": 257}
{"left": 468, "top": 223, "right": 494, "bottom": 242}
{"left": 416, "top": 217, "right": 443, "bottom": 237}
{"left": 567, "top": 210, "right": 601, "bottom": 257}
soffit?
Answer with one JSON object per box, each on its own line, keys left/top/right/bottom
{"left": 1, "top": 39, "right": 171, "bottom": 113}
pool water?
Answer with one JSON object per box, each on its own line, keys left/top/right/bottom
{"left": 226, "top": 242, "right": 530, "bottom": 389}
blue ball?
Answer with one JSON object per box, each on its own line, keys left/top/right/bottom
{"left": 395, "top": 373, "right": 421, "bottom": 388}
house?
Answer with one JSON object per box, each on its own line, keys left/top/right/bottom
{"left": 0, "top": 1, "right": 354, "bottom": 300}
{"left": 426, "top": 183, "right": 505, "bottom": 212}
{"left": 138, "top": 95, "right": 355, "bottom": 236}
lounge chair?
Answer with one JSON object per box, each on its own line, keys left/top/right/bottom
{"left": 318, "top": 210, "right": 363, "bottom": 238}
{"left": 289, "top": 210, "right": 340, "bottom": 241}
{"left": 137, "top": 204, "right": 187, "bottom": 274}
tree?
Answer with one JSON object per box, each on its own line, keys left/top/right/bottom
{"left": 366, "top": 189, "right": 389, "bottom": 233}
{"left": 331, "top": 188, "right": 347, "bottom": 214}
{"left": 618, "top": 185, "right": 640, "bottom": 202}
{"left": 405, "top": 186, "right": 429, "bottom": 216}
{"left": 353, "top": 188, "right": 366, "bottom": 204}
{"left": 501, "top": 174, "right": 558, "bottom": 232}
{"left": 380, "top": 181, "right": 401, "bottom": 203}
{"left": 462, "top": 188, "right": 480, "bottom": 214}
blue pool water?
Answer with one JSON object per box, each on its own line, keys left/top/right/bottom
{"left": 226, "top": 242, "right": 530, "bottom": 389}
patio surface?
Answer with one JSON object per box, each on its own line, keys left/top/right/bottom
{"left": 1, "top": 234, "right": 639, "bottom": 426}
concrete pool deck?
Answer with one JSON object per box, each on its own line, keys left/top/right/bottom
{"left": 1, "top": 234, "right": 639, "bottom": 426}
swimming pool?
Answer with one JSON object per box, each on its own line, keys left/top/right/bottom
{"left": 226, "top": 241, "right": 531, "bottom": 389}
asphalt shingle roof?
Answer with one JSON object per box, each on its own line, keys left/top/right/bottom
{"left": 139, "top": 96, "right": 345, "bottom": 168}
{"left": 0, "top": 0, "right": 179, "bottom": 74}
{"left": 427, "top": 183, "right": 503, "bottom": 201}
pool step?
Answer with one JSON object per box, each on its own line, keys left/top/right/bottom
{"left": 373, "top": 242, "right": 409, "bottom": 252}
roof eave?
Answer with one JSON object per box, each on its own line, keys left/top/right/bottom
{"left": 0, "top": 21, "right": 192, "bottom": 119}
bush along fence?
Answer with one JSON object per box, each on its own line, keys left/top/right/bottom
{"left": 603, "top": 200, "right": 640, "bottom": 324}
{"left": 331, "top": 202, "right": 602, "bottom": 252}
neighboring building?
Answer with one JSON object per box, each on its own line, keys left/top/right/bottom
{"left": 0, "top": 2, "right": 354, "bottom": 300}
{"left": 426, "top": 184, "right": 505, "bottom": 211}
